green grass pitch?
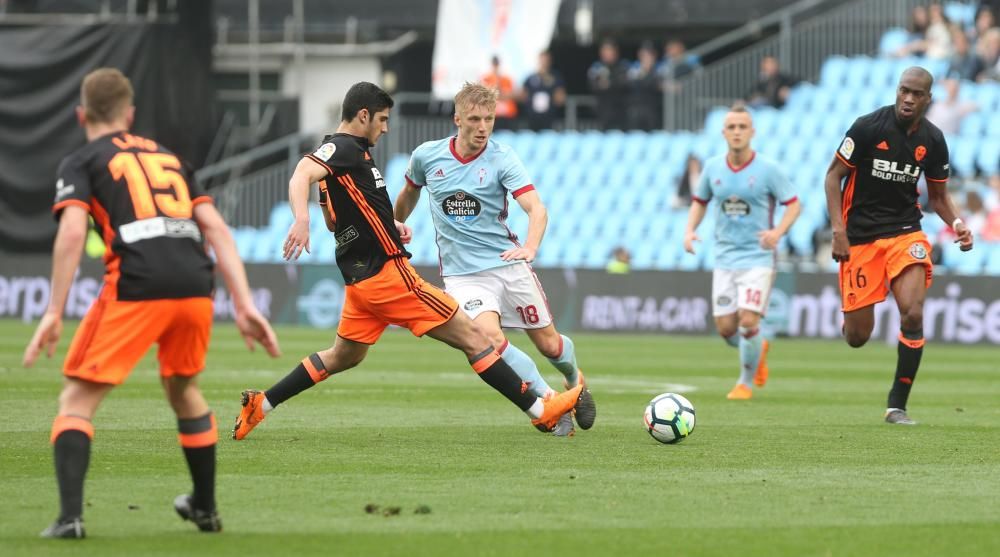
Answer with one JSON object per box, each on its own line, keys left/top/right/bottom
{"left": 1, "top": 319, "right": 998, "bottom": 556}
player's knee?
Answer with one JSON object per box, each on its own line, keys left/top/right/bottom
{"left": 899, "top": 306, "right": 924, "bottom": 331}
{"left": 738, "top": 315, "right": 760, "bottom": 330}
{"left": 488, "top": 330, "right": 507, "bottom": 352}
{"left": 716, "top": 324, "right": 737, "bottom": 338}
{"left": 463, "top": 321, "right": 493, "bottom": 353}
{"left": 845, "top": 330, "right": 870, "bottom": 348}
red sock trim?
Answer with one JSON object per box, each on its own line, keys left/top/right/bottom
{"left": 498, "top": 340, "right": 510, "bottom": 355}
{"left": 51, "top": 415, "right": 94, "bottom": 444}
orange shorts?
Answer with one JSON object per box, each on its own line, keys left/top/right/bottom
{"left": 64, "top": 296, "right": 213, "bottom": 385}
{"left": 839, "top": 231, "right": 933, "bottom": 312}
{"left": 337, "top": 258, "right": 459, "bottom": 344}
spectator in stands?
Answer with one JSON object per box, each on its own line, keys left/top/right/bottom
{"left": 606, "top": 246, "right": 632, "bottom": 274}
{"left": 658, "top": 39, "right": 695, "bottom": 92}
{"left": 975, "top": 27, "right": 1000, "bottom": 80}
{"left": 896, "top": 3, "right": 953, "bottom": 59}
{"left": 947, "top": 27, "right": 985, "bottom": 80}
{"left": 926, "top": 78, "right": 978, "bottom": 134}
{"left": 673, "top": 154, "right": 701, "bottom": 208}
{"left": 520, "top": 50, "right": 566, "bottom": 131}
{"left": 627, "top": 42, "right": 663, "bottom": 131}
{"left": 587, "top": 38, "right": 630, "bottom": 130}
{"left": 896, "top": 5, "right": 930, "bottom": 57}
{"left": 925, "top": 3, "right": 955, "bottom": 59}
{"left": 481, "top": 55, "right": 519, "bottom": 129}
{"left": 967, "top": 4, "right": 996, "bottom": 45}
{"left": 747, "top": 56, "right": 797, "bottom": 109}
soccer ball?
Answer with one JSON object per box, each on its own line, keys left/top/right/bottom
{"left": 644, "top": 393, "right": 696, "bottom": 444}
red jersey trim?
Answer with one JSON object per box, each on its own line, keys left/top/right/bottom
{"left": 726, "top": 151, "right": 755, "bottom": 173}
{"left": 191, "top": 196, "right": 213, "bottom": 206}
{"left": 52, "top": 199, "right": 91, "bottom": 214}
{"left": 512, "top": 184, "right": 535, "bottom": 198}
{"left": 449, "top": 137, "right": 486, "bottom": 165}
{"left": 925, "top": 177, "right": 948, "bottom": 183}
{"left": 405, "top": 175, "right": 424, "bottom": 189}
{"left": 834, "top": 151, "right": 856, "bottom": 168}
{"left": 305, "top": 154, "right": 335, "bottom": 176}
{"left": 692, "top": 195, "right": 710, "bottom": 205}
{"left": 780, "top": 196, "right": 799, "bottom": 206}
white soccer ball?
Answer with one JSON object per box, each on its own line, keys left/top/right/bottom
{"left": 644, "top": 393, "right": 696, "bottom": 444}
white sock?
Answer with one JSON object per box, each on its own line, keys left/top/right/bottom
{"left": 262, "top": 397, "right": 274, "bottom": 414}
{"left": 525, "top": 398, "right": 544, "bottom": 419}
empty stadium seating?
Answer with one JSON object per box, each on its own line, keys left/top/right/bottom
{"left": 235, "top": 48, "right": 1000, "bottom": 274}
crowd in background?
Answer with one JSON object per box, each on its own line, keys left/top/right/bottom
{"left": 474, "top": 2, "right": 1000, "bottom": 268}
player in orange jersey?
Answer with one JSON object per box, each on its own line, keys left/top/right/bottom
{"left": 23, "top": 68, "right": 280, "bottom": 538}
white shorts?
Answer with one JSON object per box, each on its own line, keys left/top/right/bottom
{"left": 443, "top": 261, "right": 553, "bottom": 329}
{"left": 712, "top": 267, "right": 775, "bottom": 317}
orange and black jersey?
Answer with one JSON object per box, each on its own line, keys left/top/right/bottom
{"left": 53, "top": 131, "right": 214, "bottom": 300}
{"left": 834, "top": 105, "right": 950, "bottom": 245}
{"left": 305, "top": 133, "right": 411, "bottom": 284}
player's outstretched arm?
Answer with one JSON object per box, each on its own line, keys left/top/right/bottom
{"left": 501, "top": 190, "right": 547, "bottom": 262}
{"left": 284, "top": 157, "right": 328, "bottom": 260}
{"left": 683, "top": 200, "right": 707, "bottom": 254}
{"left": 824, "top": 157, "right": 852, "bottom": 262}
{"left": 194, "top": 203, "right": 281, "bottom": 357}
{"left": 759, "top": 199, "right": 802, "bottom": 250}
{"left": 393, "top": 181, "right": 421, "bottom": 223}
{"left": 23, "top": 205, "right": 88, "bottom": 367}
{"left": 927, "top": 181, "right": 974, "bottom": 252}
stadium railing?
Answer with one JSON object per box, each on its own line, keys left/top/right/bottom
{"left": 664, "top": 0, "right": 935, "bottom": 130}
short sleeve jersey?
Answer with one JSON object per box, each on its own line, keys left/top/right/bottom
{"left": 693, "top": 152, "right": 798, "bottom": 270}
{"left": 306, "top": 133, "right": 410, "bottom": 284}
{"left": 834, "top": 105, "right": 950, "bottom": 245}
{"left": 405, "top": 137, "right": 536, "bottom": 276}
{"left": 52, "top": 132, "right": 214, "bottom": 301}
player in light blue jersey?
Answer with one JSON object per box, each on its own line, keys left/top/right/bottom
{"left": 395, "top": 83, "right": 595, "bottom": 436}
{"left": 683, "top": 104, "right": 801, "bottom": 400}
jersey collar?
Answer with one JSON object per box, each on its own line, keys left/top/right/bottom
{"left": 450, "top": 136, "right": 487, "bottom": 164}
{"left": 726, "top": 150, "right": 755, "bottom": 173}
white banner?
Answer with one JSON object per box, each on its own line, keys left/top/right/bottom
{"left": 431, "top": 0, "right": 561, "bottom": 100}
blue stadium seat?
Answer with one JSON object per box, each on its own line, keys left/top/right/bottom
{"left": 231, "top": 227, "right": 257, "bottom": 261}
{"left": 808, "top": 88, "right": 836, "bottom": 113}
{"left": 959, "top": 113, "right": 986, "bottom": 137}
{"left": 631, "top": 242, "right": 657, "bottom": 269}
{"left": 552, "top": 130, "right": 581, "bottom": 163}
{"left": 985, "top": 113, "right": 1000, "bottom": 138}
{"left": 703, "top": 106, "right": 729, "bottom": 134}
{"left": 973, "top": 84, "right": 1000, "bottom": 113}
{"left": 783, "top": 84, "right": 814, "bottom": 112}
{"left": 511, "top": 130, "right": 536, "bottom": 160}
{"left": 941, "top": 240, "right": 987, "bottom": 274}
{"left": 620, "top": 130, "right": 649, "bottom": 164}
{"left": 596, "top": 130, "right": 625, "bottom": 164}
{"left": 984, "top": 243, "right": 1000, "bottom": 276}
{"left": 820, "top": 56, "right": 849, "bottom": 87}
{"left": 533, "top": 130, "right": 560, "bottom": 162}
{"left": 976, "top": 139, "right": 1000, "bottom": 176}
{"left": 950, "top": 136, "right": 978, "bottom": 177}
{"left": 879, "top": 28, "right": 910, "bottom": 57}
{"left": 643, "top": 132, "right": 672, "bottom": 163}
{"left": 844, "top": 57, "right": 873, "bottom": 89}
{"left": 944, "top": 2, "right": 976, "bottom": 27}
{"left": 867, "top": 58, "right": 897, "bottom": 89}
